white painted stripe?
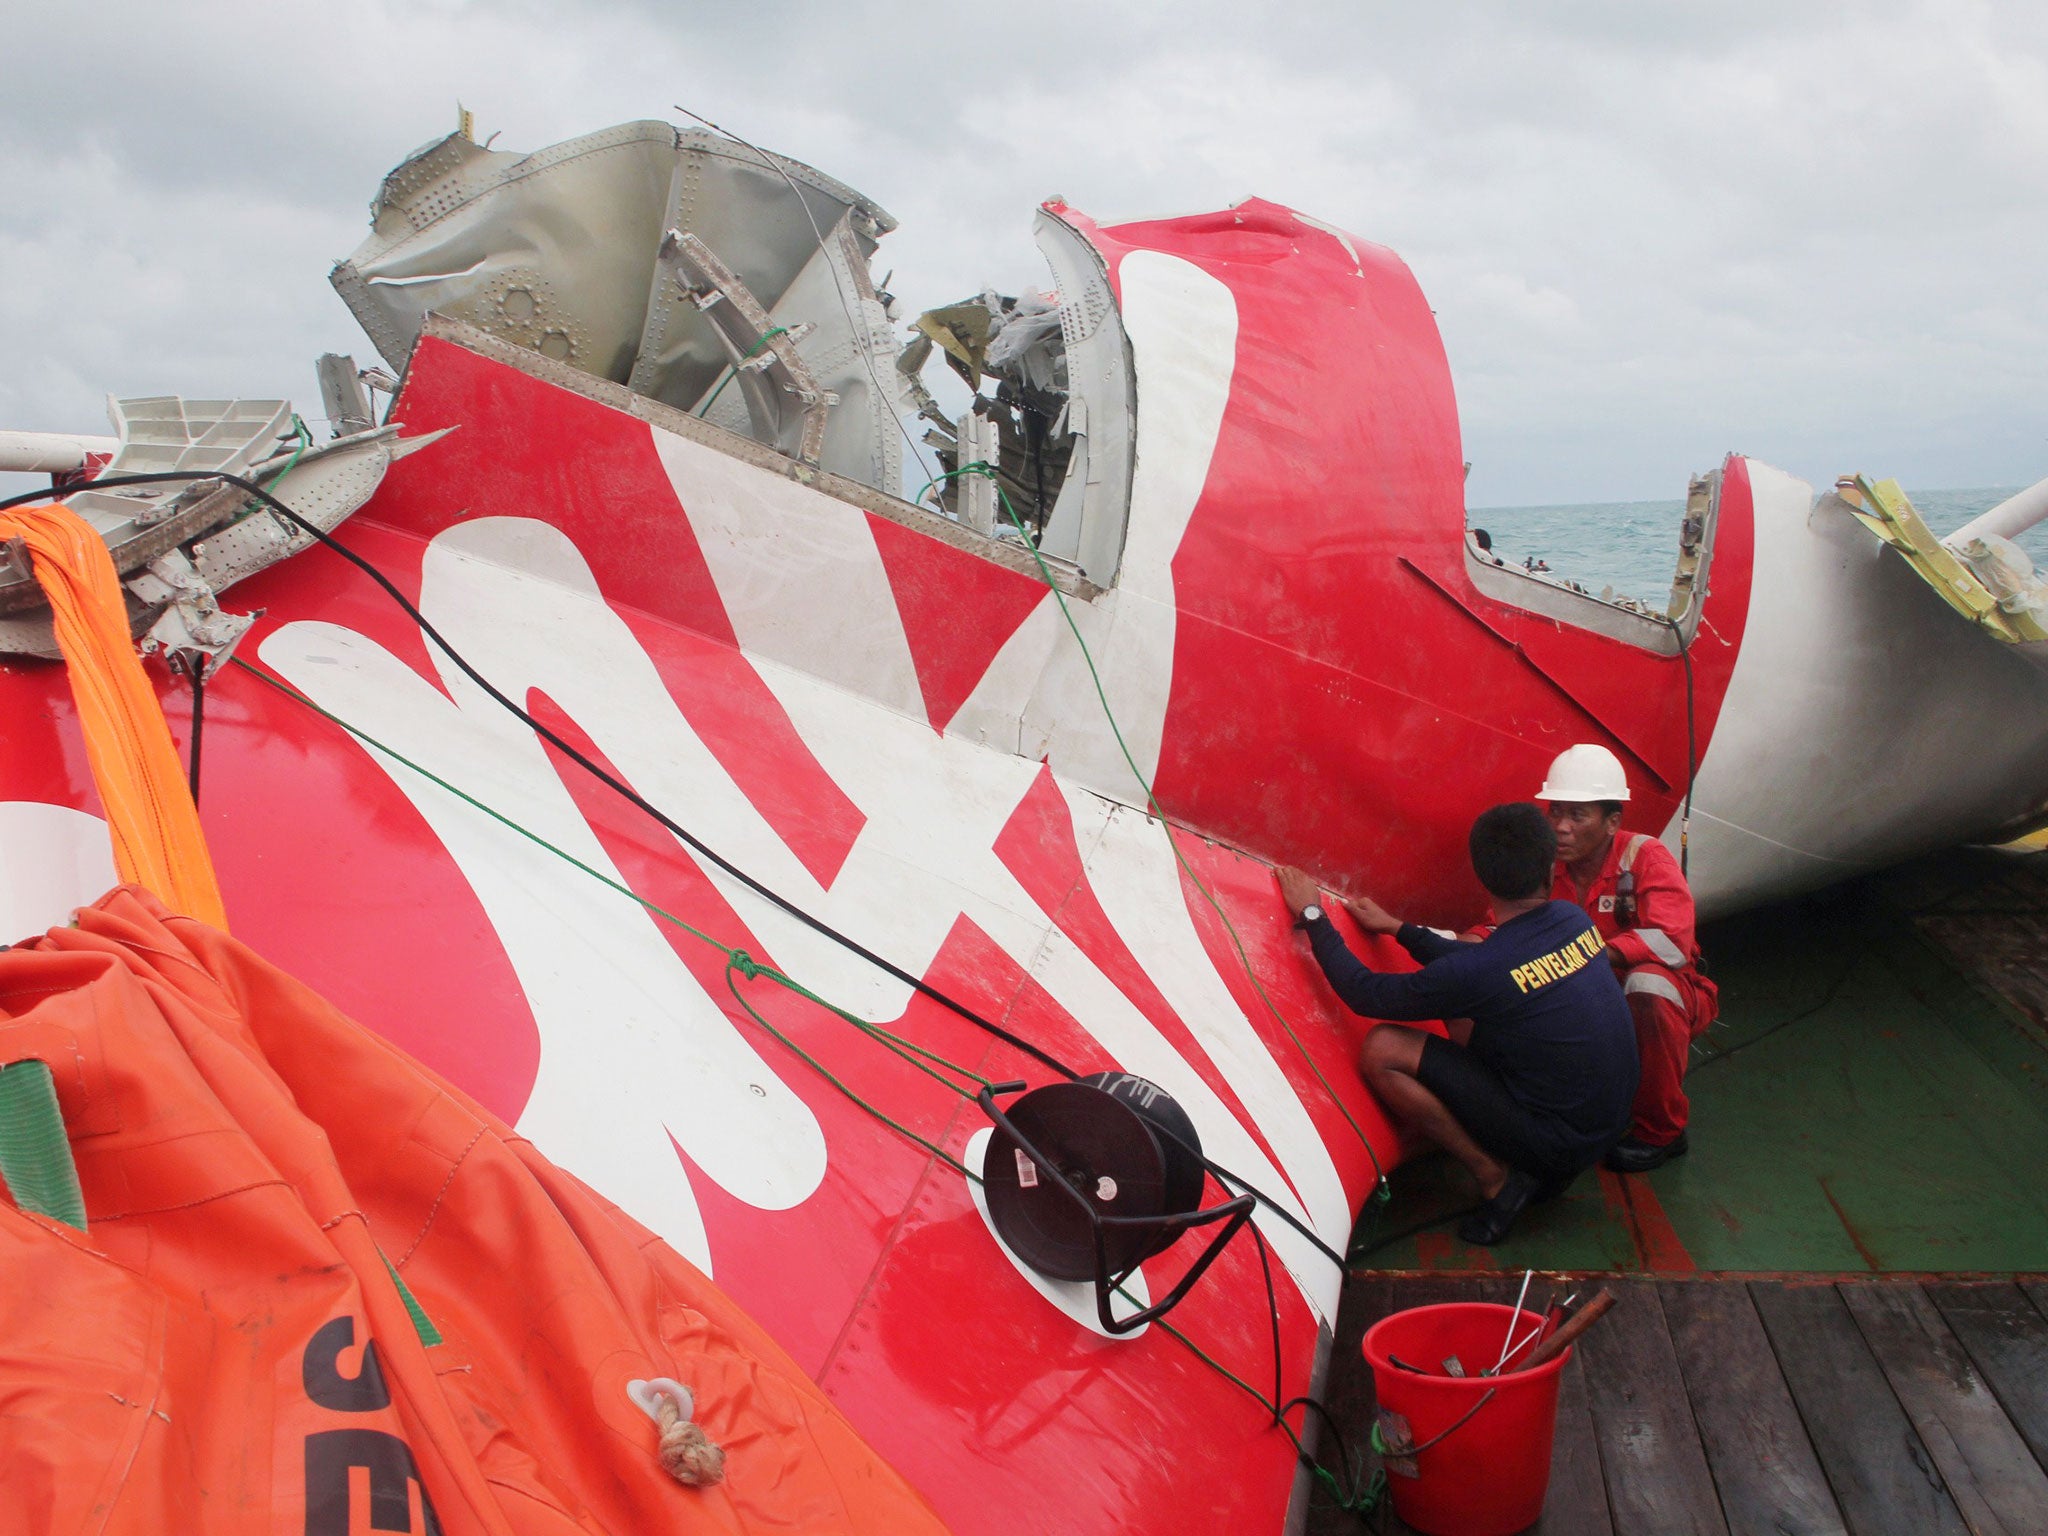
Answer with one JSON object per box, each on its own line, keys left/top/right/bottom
{"left": 1624, "top": 969, "right": 1685, "bottom": 1007}
{"left": 1064, "top": 788, "right": 1348, "bottom": 1321}
{"left": 714, "top": 601, "right": 1345, "bottom": 1321}
{"left": 653, "top": 427, "right": 927, "bottom": 722}
{"left": 0, "top": 800, "right": 117, "bottom": 938}
{"left": 263, "top": 519, "right": 863, "bottom": 1274}
{"left": 949, "top": 252, "right": 1240, "bottom": 810}
{"left": 1633, "top": 927, "right": 1686, "bottom": 967}
{"left": 272, "top": 504, "right": 1354, "bottom": 1333}
{"left": 1112, "top": 251, "right": 1239, "bottom": 606}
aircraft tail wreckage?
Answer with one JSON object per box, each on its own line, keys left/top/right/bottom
{"left": 2, "top": 113, "right": 2046, "bottom": 1534}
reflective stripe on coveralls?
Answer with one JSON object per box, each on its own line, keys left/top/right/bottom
{"left": 1623, "top": 970, "right": 1685, "bottom": 1008}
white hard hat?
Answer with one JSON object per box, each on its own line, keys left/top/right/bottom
{"left": 1539, "top": 743, "right": 1630, "bottom": 803}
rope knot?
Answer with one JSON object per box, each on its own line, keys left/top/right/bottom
{"left": 728, "top": 949, "right": 762, "bottom": 980}
{"left": 652, "top": 1388, "right": 726, "bottom": 1487}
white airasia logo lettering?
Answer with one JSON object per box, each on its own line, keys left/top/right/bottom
{"left": 261, "top": 254, "right": 1351, "bottom": 1321}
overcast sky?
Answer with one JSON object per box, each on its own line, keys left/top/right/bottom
{"left": 3, "top": 0, "right": 2043, "bottom": 507}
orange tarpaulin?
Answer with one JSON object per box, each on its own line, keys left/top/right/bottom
{"left": 0, "top": 504, "right": 226, "bottom": 929}
{"left": 0, "top": 886, "right": 949, "bottom": 1536}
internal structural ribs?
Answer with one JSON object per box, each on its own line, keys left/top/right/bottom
{"left": 328, "top": 118, "right": 1139, "bottom": 586}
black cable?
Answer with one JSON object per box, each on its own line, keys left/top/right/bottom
{"left": 1346, "top": 1201, "right": 1482, "bottom": 1265}
{"left": 1247, "top": 1220, "right": 1381, "bottom": 1519}
{"left": 7, "top": 469, "right": 1359, "bottom": 1275}
{"left": 1197, "top": 1145, "right": 1349, "bottom": 1272}
{"left": 1281, "top": 1394, "right": 1357, "bottom": 1451}
{"left": 0, "top": 470, "right": 1080, "bottom": 1076}
{"left": 1690, "top": 954, "right": 1855, "bottom": 1070}
{"left": 1254, "top": 1221, "right": 1285, "bottom": 1412}
{"left": 187, "top": 660, "right": 205, "bottom": 805}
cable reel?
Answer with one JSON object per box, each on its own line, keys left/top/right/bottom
{"left": 978, "top": 1072, "right": 1254, "bottom": 1334}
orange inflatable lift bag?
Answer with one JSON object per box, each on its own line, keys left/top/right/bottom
{"left": 0, "top": 886, "right": 951, "bottom": 1536}
{"left": 0, "top": 504, "right": 227, "bottom": 930}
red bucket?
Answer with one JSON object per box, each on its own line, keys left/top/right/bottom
{"left": 1361, "top": 1302, "right": 1568, "bottom": 1536}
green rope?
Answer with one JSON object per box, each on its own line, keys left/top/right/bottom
{"left": 380, "top": 1248, "right": 444, "bottom": 1346}
{"left": 283, "top": 414, "right": 314, "bottom": 472}
{"left": 230, "top": 414, "right": 313, "bottom": 525}
{"left": 228, "top": 656, "right": 1375, "bottom": 1486}
{"left": 920, "top": 463, "right": 1390, "bottom": 1200}
{"left": 860, "top": 1018, "right": 997, "bottom": 1084}
{"left": 1111, "top": 1281, "right": 1383, "bottom": 1517}
{"left": 735, "top": 952, "right": 998, "bottom": 1099}
{"left": 698, "top": 327, "right": 791, "bottom": 419}
{"left": 723, "top": 965, "right": 982, "bottom": 1183}
{"left": 226, "top": 656, "right": 997, "bottom": 1159}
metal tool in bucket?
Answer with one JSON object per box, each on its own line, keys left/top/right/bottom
{"left": 1363, "top": 1291, "right": 1614, "bottom": 1536}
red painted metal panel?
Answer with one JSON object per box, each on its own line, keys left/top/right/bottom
{"left": 1056, "top": 200, "right": 1753, "bottom": 925}
{"left": 0, "top": 193, "right": 1764, "bottom": 1535}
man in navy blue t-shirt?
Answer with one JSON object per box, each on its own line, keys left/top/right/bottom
{"left": 1278, "top": 803, "right": 1638, "bottom": 1245}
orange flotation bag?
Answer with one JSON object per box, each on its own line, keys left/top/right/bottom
{"left": 0, "top": 886, "right": 949, "bottom": 1536}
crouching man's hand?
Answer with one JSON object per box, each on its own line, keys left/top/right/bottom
{"left": 1343, "top": 895, "right": 1405, "bottom": 936}
{"left": 1275, "top": 865, "right": 1321, "bottom": 920}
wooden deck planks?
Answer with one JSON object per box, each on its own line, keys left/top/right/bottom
{"left": 1303, "top": 1274, "right": 1392, "bottom": 1534}
{"left": 1659, "top": 1281, "right": 1847, "bottom": 1536}
{"left": 1930, "top": 1282, "right": 2048, "bottom": 1470}
{"left": 1749, "top": 1281, "right": 1970, "bottom": 1536}
{"left": 1841, "top": 1283, "right": 2048, "bottom": 1536}
{"left": 1357, "top": 1275, "right": 1512, "bottom": 1536}
{"left": 1313, "top": 1273, "right": 2048, "bottom": 1536}
{"left": 1532, "top": 1344, "right": 1613, "bottom": 1536}
{"left": 1574, "top": 1280, "right": 1729, "bottom": 1535}
{"left": 2022, "top": 1280, "right": 2048, "bottom": 1327}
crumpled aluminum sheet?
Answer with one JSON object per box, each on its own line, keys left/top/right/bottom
{"left": 332, "top": 121, "right": 905, "bottom": 491}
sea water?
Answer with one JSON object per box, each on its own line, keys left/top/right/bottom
{"left": 1468, "top": 487, "right": 2035, "bottom": 607}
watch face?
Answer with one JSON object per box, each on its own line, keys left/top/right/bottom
{"left": 1303, "top": 905, "right": 1323, "bottom": 923}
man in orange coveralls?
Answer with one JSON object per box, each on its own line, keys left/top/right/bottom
{"left": 1540, "top": 744, "right": 1719, "bottom": 1173}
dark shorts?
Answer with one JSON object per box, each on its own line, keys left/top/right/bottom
{"left": 1415, "top": 1034, "right": 1590, "bottom": 1184}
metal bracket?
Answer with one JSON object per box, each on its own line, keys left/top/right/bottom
{"left": 133, "top": 550, "right": 255, "bottom": 675}
{"left": 955, "top": 412, "right": 1001, "bottom": 537}
{"left": 738, "top": 322, "right": 814, "bottom": 369}
{"left": 317, "top": 354, "right": 376, "bottom": 437}
{"left": 657, "top": 229, "right": 832, "bottom": 465}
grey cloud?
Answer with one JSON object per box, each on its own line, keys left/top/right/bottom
{"left": 2, "top": 0, "right": 2042, "bottom": 509}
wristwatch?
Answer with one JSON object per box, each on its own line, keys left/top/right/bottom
{"left": 1295, "top": 904, "right": 1324, "bottom": 930}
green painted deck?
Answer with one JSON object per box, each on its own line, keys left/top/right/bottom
{"left": 1305, "top": 857, "right": 2048, "bottom": 1529}
{"left": 1348, "top": 848, "right": 2048, "bottom": 1274}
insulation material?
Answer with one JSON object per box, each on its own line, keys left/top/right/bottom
{"left": 1956, "top": 533, "right": 2048, "bottom": 626}
{"left": 983, "top": 291, "right": 1065, "bottom": 397}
